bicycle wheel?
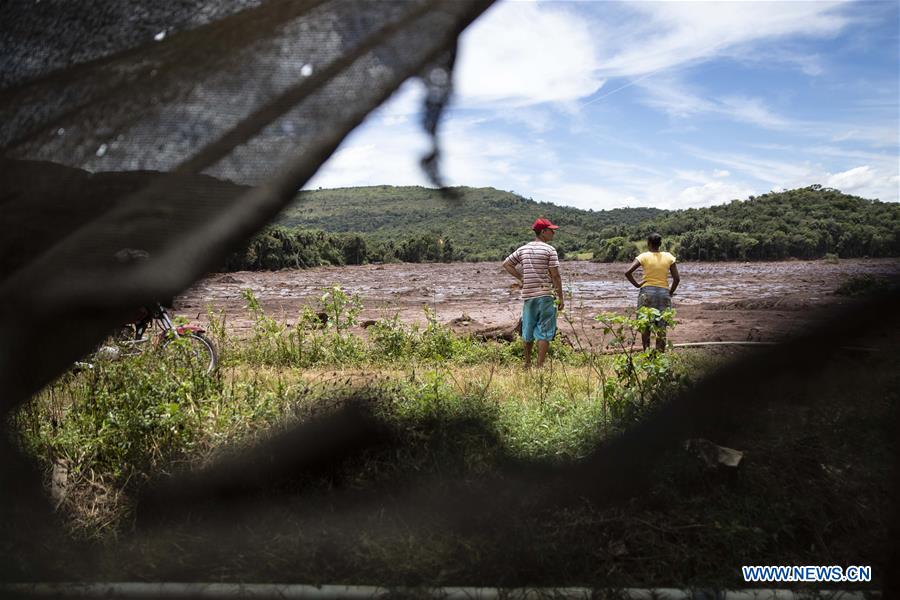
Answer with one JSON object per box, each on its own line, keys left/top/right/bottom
{"left": 161, "top": 332, "right": 218, "bottom": 375}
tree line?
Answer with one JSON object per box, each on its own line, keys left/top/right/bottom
{"left": 224, "top": 185, "right": 899, "bottom": 270}
{"left": 588, "top": 186, "right": 899, "bottom": 262}
{"left": 224, "top": 227, "right": 460, "bottom": 270}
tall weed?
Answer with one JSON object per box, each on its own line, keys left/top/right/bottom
{"left": 14, "top": 289, "right": 689, "bottom": 536}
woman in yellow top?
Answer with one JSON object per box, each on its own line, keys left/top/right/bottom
{"left": 625, "top": 232, "right": 680, "bottom": 352}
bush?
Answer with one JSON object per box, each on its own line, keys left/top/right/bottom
{"left": 29, "top": 349, "right": 221, "bottom": 488}
{"left": 369, "top": 314, "right": 413, "bottom": 361}
{"left": 593, "top": 236, "right": 638, "bottom": 262}
{"left": 14, "top": 289, "right": 693, "bottom": 537}
{"left": 595, "top": 307, "right": 685, "bottom": 429}
{"left": 238, "top": 287, "right": 365, "bottom": 367}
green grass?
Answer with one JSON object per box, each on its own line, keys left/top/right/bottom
{"left": 14, "top": 359, "right": 671, "bottom": 535}
{"left": 12, "top": 291, "right": 683, "bottom": 534}
{"left": 7, "top": 288, "right": 893, "bottom": 588}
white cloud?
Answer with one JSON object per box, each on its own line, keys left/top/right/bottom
{"left": 635, "top": 75, "right": 895, "bottom": 146}
{"left": 307, "top": 105, "right": 563, "bottom": 193}
{"left": 306, "top": 0, "right": 897, "bottom": 212}
{"left": 304, "top": 118, "right": 430, "bottom": 190}
{"left": 588, "top": 132, "right": 668, "bottom": 160}
{"left": 687, "top": 149, "right": 898, "bottom": 203}
{"left": 826, "top": 124, "right": 899, "bottom": 147}
{"left": 441, "top": 120, "right": 563, "bottom": 191}
{"left": 595, "top": 1, "right": 852, "bottom": 78}
{"left": 372, "top": 80, "right": 425, "bottom": 127}
{"left": 717, "top": 96, "right": 793, "bottom": 129}
{"left": 672, "top": 169, "right": 715, "bottom": 185}
{"left": 731, "top": 145, "right": 899, "bottom": 202}
{"left": 633, "top": 78, "right": 715, "bottom": 118}
{"left": 534, "top": 173, "right": 755, "bottom": 211}
{"left": 455, "top": 1, "right": 605, "bottom": 107}
{"left": 584, "top": 157, "right": 667, "bottom": 179}
{"left": 528, "top": 159, "right": 758, "bottom": 210}
{"left": 685, "top": 145, "right": 819, "bottom": 185}
{"left": 493, "top": 106, "right": 557, "bottom": 134}
{"left": 828, "top": 167, "right": 898, "bottom": 202}
{"left": 640, "top": 168, "right": 755, "bottom": 209}
{"left": 805, "top": 145, "right": 897, "bottom": 163}
{"left": 533, "top": 182, "right": 642, "bottom": 211}
{"left": 825, "top": 165, "right": 877, "bottom": 193}
{"left": 830, "top": 170, "right": 891, "bottom": 202}
{"left": 676, "top": 181, "right": 755, "bottom": 208}
{"left": 739, "top": 48, "right": 826, "bottom": 77}
{"left": 637, "top": 77, "right": 799, "bottom": 130}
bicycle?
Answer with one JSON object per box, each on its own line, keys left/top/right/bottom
{"left": 79, "top": 301, "right": 218, "bottom": 375}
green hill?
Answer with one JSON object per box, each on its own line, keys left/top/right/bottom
{"left": 223, "top": 184, "right": 900, "bottom": 269}
{"left": 277, "top": 185, "right": 662, "bottom": 260}
{"left": 632, "top": 185, "right": 900, "bottom": 261}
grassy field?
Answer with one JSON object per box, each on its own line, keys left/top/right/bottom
{"left": 7, "top": 287, "right": 894, "bottom": 589}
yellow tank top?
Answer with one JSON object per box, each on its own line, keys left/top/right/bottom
{"left": 637, "top": 251, "right": 676, "bottom": 288}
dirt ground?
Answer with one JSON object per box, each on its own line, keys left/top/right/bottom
{"left": 177, "top": 258, "right": 900, "bottom": 346}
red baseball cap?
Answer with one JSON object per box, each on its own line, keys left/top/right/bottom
{"left": 532, "top": 217, "right": 559, "bottom": 232}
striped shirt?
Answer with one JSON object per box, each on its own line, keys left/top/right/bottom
{"left": 504, "top": 241, "right": 560, "bottom": 300}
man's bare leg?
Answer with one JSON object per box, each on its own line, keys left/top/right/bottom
{"left": 641, "top": 329, "right": 651, "bottom": 350}
{"left": 523, "top": 341, "right": 533, "bottom": 369}
{"left": 656, "top": 331, "right": 667, "bottom": 352}
{"left": 536, "top": 340, "right": 550, "bottom": 368}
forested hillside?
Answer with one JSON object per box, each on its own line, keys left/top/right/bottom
{"left": 591, "top": 185, "right": 900, "bottom": 261}
{"left": 223, "top": 185, "right": 899, "bottom": 269}
{"left": 278, "top": 185, "right": 661, "bottom": 260}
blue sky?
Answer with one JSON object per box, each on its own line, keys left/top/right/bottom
{"left": 307, "top": 0, "right": 900, "bottom": 211}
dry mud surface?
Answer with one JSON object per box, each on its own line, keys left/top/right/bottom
{"left": 178, "top": 259, "right": 900, "bottom": 346}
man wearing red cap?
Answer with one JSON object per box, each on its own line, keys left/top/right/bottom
{"left": 502, "top": 218, "right": 564, "bottom": 369}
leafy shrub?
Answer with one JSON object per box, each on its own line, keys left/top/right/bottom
{"left": 593, "top": 236, "right": 638, "bottom": 262}
{"left": 319, "top": 285, "right": 362, "bottom": 333}
{"left": 239, "top": 287, "right": 365, "bottom": 367}
{"left": 14, "top": 291, "right": 698, "bottom": 538}
{"left": 595, "top": 307, "right": 685, "bottom": 428}
{"left": 369, "top": 313, "right": 415, "bottom": 360}
{"left": 416, "top": 306, "right": 457, "bottom": 361}
{"left": 36, "top": 349, "right": 220, "bottom": 486}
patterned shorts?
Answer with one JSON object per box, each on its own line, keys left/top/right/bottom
{"left": 637, "top": 286, "right": 672, "bottom": 326}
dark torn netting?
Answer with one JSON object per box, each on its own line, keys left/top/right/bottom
{"left": 1, "top": 0, "right": 494, "bottom": 585}
{"left": 2, "top": 0, "right": 899, "bottom": 593}
{"left": 2, "top": 0, "right": 463, "bottom": 183}
{"left": 1, "top": 0, "right": 494, "bottom": 411}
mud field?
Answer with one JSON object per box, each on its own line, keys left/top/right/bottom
{"left": 178, "top": 259, "right": 900, "bottom": 346}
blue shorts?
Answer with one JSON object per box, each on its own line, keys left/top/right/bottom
{"left": 521, "top": 295, "right": 557, "bottom": 342}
